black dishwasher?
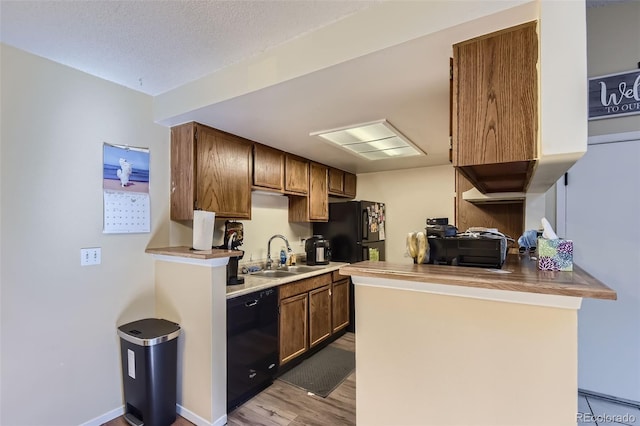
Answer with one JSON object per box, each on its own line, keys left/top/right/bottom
{"left": 227, "top": 287, "right": 278, "bottom": 412}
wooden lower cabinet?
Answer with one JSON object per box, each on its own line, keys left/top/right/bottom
{"left": 279, "top": 272, "right": 346, "bottom": 366}
{"left": 279, "top": 293, "right": 308, "bottom": 365}
{"left": 309, "top": 285, "right": 332, "bottom": 347}
{"left": 331, "top": 278, "right": 349, "bottom": 333}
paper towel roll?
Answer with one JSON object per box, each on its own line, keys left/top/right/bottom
{"left": 193, "top": 210, "right": 215, "bottom": 250}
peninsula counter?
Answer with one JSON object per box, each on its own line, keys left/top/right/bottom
{"left": 339, "top": 255, "right": 616, "bottom": 426}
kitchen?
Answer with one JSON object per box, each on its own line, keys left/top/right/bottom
{"left": 1, "top": 1, "right": 639, "bottom": 426}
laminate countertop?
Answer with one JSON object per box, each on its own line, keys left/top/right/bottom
{"left": 339, "top": 254, "right": 617, "bottom": 300}
{"left": 145, "top": 246, "right": 348, "bottom": 299}
{"left": 226, "top": 262, "right": 348, "bottom": 299}
{"left": 145, "top": 246, "right": 243, "bottom": 259}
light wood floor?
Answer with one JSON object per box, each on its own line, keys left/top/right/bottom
{"left": 104, "top": 332, "right": 355, "bottom": 426}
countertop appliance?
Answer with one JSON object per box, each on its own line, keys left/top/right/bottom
{"left": 313, "top": 200, "right": 386, "bottom": 332}
{"left": 216, "top": 221, "right": 245, "bottom": 285}
{"left": 227, "top": 287, "right": 278, "bottom": 412}
{"left": 305, "top": 235, "right": 330, "bottom": 265}
{"left": 427, "top": 234, "right": 507, "bottom": 268}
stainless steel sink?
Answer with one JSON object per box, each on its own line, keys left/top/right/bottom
{"left": 282, "top": 265, "right": 322, "bottom": 273}
{"left": 250, "top": 270, "right": 298, "bottom": 279}
{"left": 250, "top": 265, "right": 325, "bottom": 279}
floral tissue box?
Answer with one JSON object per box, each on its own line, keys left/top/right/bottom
{"left": 537, "top": 238, "right": 573, "bottom": 271}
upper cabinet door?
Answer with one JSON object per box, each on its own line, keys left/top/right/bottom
{"left": 195, "top": 124, "right": 252, "bottom": 219}
{"left": 253, "top": 143, "right": 284, "bottom": 191}
{"left": 285, "top": 155, "right": 309, "bottom": 195}
{"left": 171, "top": 123, "right": 197, "bottom": 220}
{"left": 309, "top": 162, "right": 328, "bottom": 221}
{"left": 328, "top": 168, "right": 344, "bottom": 195}
{"left": 343, "top": 172, "right": 357, "bottom": 198}
{"left": 453, "top": 22, "right": 537, "bottom": 172}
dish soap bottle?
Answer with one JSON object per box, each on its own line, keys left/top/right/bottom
{"left": 280, "top": 247, "right": 287, "bottom": 266}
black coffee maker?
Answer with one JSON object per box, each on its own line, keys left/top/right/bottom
{"left": 216, "top": 221, "right": 245, "bottom": 285}
{"left": 305, "top": 235, "right": 330, "bottom": 266}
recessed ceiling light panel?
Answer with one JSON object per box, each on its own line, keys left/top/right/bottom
{"left": 310, "top": 119, "right": 426, "bottom": 161}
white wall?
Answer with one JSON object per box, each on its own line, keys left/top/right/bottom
{"left": 566, "top": 1, "right": 640, "bottom": 402}
{"left": 355, "top": 165, "right": 455, "bottom": 263}
{"left": 0, "top": 45, "right": 170, "bottom": 425}
{"left": 565, "top": 137, "right": 640, "bottom": 402}
{"left": 168, "top": 192, "right": 312, "bottom": 264}
{"left": 586, "top": 1, "right": 640, "bottom": 137}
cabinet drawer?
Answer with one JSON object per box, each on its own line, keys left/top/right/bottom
{"left": 279, "top": 273, "right": 332, "bottom": 300}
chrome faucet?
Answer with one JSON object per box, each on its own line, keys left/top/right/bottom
{"left": 266, "top": 234, "right": 293, "bottom": 269}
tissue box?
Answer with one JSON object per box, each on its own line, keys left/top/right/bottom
{"left": 537, "top": 238, "right": 573, "bottom": 271}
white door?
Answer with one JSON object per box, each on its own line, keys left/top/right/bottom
{"left": 563, "top": 133, "right": 640, "bottom": 401}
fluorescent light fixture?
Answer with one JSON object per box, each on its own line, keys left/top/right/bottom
{"left": 310, "top": 119, "right": 426, "bottom": 161}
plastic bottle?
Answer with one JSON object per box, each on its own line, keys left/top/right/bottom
{"left": 280, "top": 247, "right": 287, "bottom": 266}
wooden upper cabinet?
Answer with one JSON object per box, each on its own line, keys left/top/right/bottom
{"left": 343, "top": 172, "right": 357, "bottom": 198}
{"left": 328, "top": 168, "right": 357, "bottom": 198}
{"left": 170, "top": 123, "right": 197, "bottom": 221}
{"left": 253, "top": 143, "right": 284, "bottom": 191}
{"left": 328, "top": 168, "right": 344, "bottom": 195}
{"left": 309, "top": 162, "right": 329, "bottom": 221}
{"left": 170, "top": 122, "right": 252, "bottom": 220}
{"left": 288, "top": 162, "right": 329, "bottom": 222}
{"left": 196, "top": 124, "right": 252, "bottom": 218}
{"left": 285, "top": 154, "right": 309, "bottom": 195}
{"left": 452, "top": 21, "right": 538, "bottom": 193}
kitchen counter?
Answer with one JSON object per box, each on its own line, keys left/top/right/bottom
{"left": 340, "top": 255, "right": 617, "bottom": 426}
{"left": 145, "top": 245, "right": 243, "bottom": 259}
{"left": 339, "top": 254, "right": 616, "bottom": 301}
{"left": 145, "top": 247, "right": 348, "bottom": 425}
{"left": 226, "top": 262, "right": 348, "bottom": 299}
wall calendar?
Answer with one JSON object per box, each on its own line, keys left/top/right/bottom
{"left": 102, "top": 143, "right": 151, "bottom": 233}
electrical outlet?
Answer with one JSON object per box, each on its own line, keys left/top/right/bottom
{"left": 80, "top": 247, "right": 101, "bottom": 266}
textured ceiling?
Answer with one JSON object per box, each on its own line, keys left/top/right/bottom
{"left": 3, "top": 0, "right": 579, "bottom": 174}
{"left": 0, "top": 0, "right": 536, "bottom": 173}
{"left": 0, "top": 0, "right": 378, "bottom": 95}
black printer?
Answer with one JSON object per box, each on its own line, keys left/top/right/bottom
{"left": 427, "top": 233, "right": 507, "bottom": 269}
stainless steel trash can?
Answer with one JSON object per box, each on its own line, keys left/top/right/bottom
{"left": 118, "top": 318, "right": 181, "bottom": 426}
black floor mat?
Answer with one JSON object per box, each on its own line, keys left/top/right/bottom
{"left": 277, "top": 346, "right": 355, "bottom": 398}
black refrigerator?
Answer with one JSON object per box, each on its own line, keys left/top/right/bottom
{"left": 313, "top": 200, "right": 386, "bottom": 332}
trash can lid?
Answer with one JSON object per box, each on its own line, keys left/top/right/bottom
{"left": 117, "top": 318, "right": 181, "bottom": 347}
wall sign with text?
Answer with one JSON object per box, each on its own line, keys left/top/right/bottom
{"left": 589, "top": 69, "right": 640, "bottom": 120}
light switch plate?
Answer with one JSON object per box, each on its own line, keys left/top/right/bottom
{"left": 80, "top": 247, "right": 101, "bottom": 266}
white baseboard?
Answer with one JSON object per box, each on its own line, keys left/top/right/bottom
{"left": 79, "top": 404, "right": 227, "bottom": 426}
{"left": 79, "top": 405, "right": 124, "bottom": 426}
{"left": 176, "top": 404, "right": 227, "bottom": 426}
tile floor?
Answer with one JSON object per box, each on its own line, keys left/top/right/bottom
{"left": 578, "top": 393, "right": 640, "bottom": 425}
